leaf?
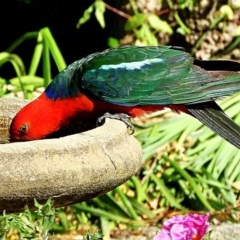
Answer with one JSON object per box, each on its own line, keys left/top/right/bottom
{"left": 57, "top": 212, "right": 70, "bottom": 230}
{"left": 40, "top": 27, "right": 66, "bottom": 71}
{"left": 77, "top": 4, "right": 94, "bottom": 29}
{"left": 0, "top": 78, "right": 7, "bottom": 96}
{"left": 10, "top": 76, "right": 44, "bottom": 89}
{"left": 136, "top": 24, "right": 158, "bottom": 46}
{"left": 147, "top": 14, "right": 173, "bottom": 34}
{"left": 0, "top": 52, "right": 25, "bottom": 75}
{"left": 27, "top": 32, "right": 43, "bottom": 76}
{"left": 108, "top": 37, "right": 119, "bottom": 47}
{"left": 74, "top": 203, "right": 134, "bottom": 223}
{"left": 177, "top": 0, "right": 195, "bottom": 10}
{"left": 114, "top": 188, "right": 138, "bottom": 220}
{"left": 168, "top": 158, "right": 214, "bottom": 211}
{"left": 124, "top": 13, "right": 146, "bottom": 31}
{"left": 220, "top": 5, "right": 234, "bottom": 20}
{"left": 94, "top": 0, "right": 105, "bottom": 28}
{"left": 151, "top": 174, "right": 185, "bottom": 209}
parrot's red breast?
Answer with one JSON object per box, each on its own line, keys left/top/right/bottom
{"left": 10, "top": 91, "right": 180, "bottom": 141}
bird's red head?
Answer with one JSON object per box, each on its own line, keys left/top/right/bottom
{"left": 9, "top": 95, "right": 64, "bottom": 141}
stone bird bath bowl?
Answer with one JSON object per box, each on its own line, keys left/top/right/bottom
{"left": 0, "top": 98, "right": 143, "bottom": 213}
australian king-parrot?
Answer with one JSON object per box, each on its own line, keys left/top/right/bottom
{"left": 9, "top": 46, "right": 240, "bottom": 149}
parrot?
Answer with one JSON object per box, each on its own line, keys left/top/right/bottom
{"left": 9, "top": 45, "right": 240, "bottom": 149}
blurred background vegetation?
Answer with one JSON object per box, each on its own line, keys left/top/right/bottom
{"left": 1, "top": 0, "right": 240, "bottom": 239}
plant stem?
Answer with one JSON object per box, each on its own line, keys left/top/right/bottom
{"left": 104, "top": 2, "right": 131, "bottom": 19}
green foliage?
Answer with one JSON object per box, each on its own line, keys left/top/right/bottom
{"left": 0, "top": 77, "right": 7, "bottom": 97}
{"left": 77, "top": 0, "right": 106, "bottom": 29}
{"left": 0, "top": 199, "right": 55, "bottom": 239}
{"left": 77, "top": 0, "right": 174, "bottom": 46}
{"left": 76, "top": 0, "right": 240, "bottom": 56}
{"left": 1, "top": 1, "right": 240, "bottom": 238}
{"left": 83, "top": 230, "right": 103, "bottom": 240}
{"left": 124, "top": 12, "right": 173, "bottom": 45}
{"left": 176, "top": 0, "right": 196, "bottom": 10}
{"left": 0, "top": 27, "right": 66, "bottom": 99}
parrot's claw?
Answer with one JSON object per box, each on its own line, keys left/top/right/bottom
{"left": 97, "top": 112, "right": 135, "bottom": 135}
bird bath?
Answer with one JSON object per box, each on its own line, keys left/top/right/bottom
{"left": 0, "top": 98, "right": 143, "bottom": 213}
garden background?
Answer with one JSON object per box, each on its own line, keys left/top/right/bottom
{"left": 1, "top": 0, "right": 240, "bottom": 239}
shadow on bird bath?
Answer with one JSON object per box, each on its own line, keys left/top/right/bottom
{"left": 0, "top": 98, "right": 143, "bottom": 213}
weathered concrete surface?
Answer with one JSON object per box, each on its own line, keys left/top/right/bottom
{"left": 0, "top": 98, "right": 143, "bottom": 213}
{"left": 209, "top": 222, "right": 240, "bottom": 240}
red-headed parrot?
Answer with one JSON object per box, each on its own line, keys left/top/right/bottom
{"left": 9, "top": 46, "right": 240, "bottom": 149}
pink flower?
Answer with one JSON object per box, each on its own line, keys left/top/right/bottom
{"left": 153, "top": 213, "right": 210, "bottom": 240}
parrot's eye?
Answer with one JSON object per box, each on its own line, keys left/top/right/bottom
{"left": 19, "top": 124, "right": 29, "bottom": 135}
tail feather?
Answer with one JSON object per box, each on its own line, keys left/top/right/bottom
{"left": 187, "top": 101, "right": 240, "bottom": 149}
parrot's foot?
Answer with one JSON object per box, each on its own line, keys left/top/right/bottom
{"left": 97, "top": 112, "right": 135, "bottom": 135}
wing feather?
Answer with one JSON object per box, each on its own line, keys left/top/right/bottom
{"left": 79, "top": 46, "right": 240, "bottom": 106}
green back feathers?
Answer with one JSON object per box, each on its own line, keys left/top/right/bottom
{"left": 45, "top": 46, "right": 240, "bottom": 105}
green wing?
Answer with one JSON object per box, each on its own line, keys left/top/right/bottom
{"left": 79, "top": 46, "right": 240, "bottom": 106}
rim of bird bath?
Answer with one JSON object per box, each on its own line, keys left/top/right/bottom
{"left": 0, "top": 98, "right": 143, "bottom": 213}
